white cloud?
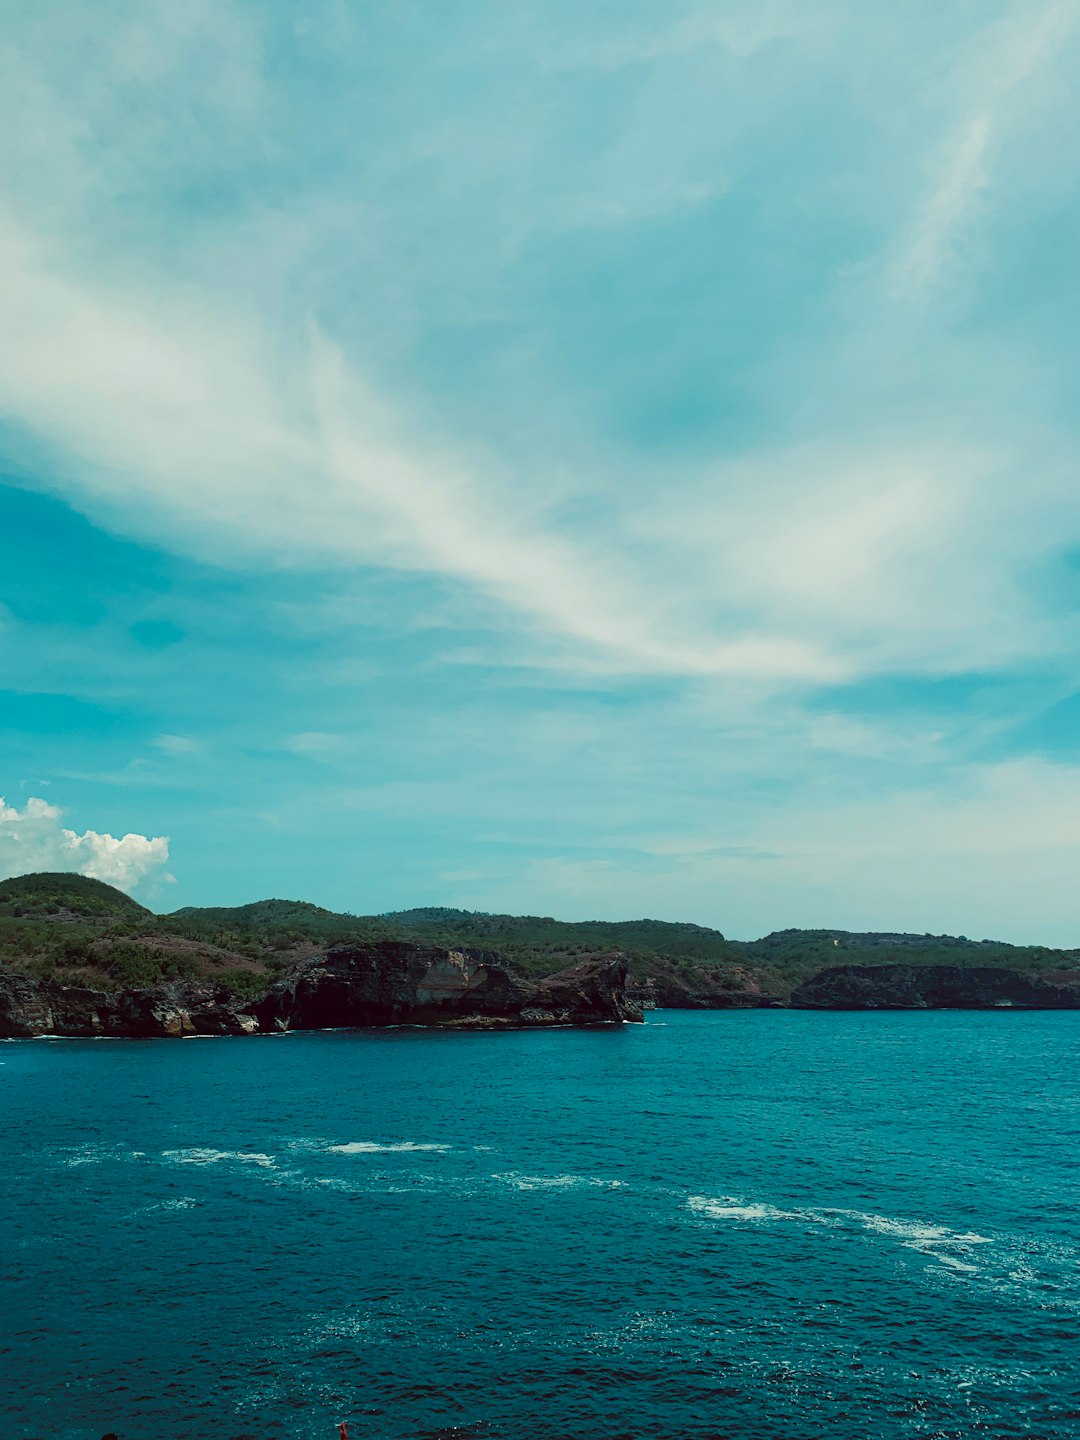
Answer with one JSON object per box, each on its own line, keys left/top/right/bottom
{"left": 0, "top": 796, "right": 170, "bottom": 895}
{"left": 1, "top": 0, "right": 1080, "bottom": 699}
{"left": 153, "top": 734, "right": 202, "bottom": 756}
{"left": 889, "top": 0, "right": 1080, "bottom": 299}
{"left": 0, "top": 206, "right": 843, "bottom": 682}
{"left": 286, "top": 731, "right": 347, "bottom": 758}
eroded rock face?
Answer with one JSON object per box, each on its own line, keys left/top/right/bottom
{"left": 0, "top": 973, "right": 258, "bottom": 1039}
{"left": 253, "top": 943, "right": 642, "bottom": 1030}
{"left": 526, "top": 953, "right": 644, "bottom": 1026}
{"left": 0, "top": 945, "right": 642, "bottom": 1037}
{"left": 112, "top": 983, "right": 260, "bottom": 1037}
{"left": 628, "top": 966, "right": 783, "bottom": 1010}
{"left": 792, "top": 964, "right": 1080, "bottom": 1009}
{"left": 252, "top": 941, "right": 529, "bottom": 1030}
{"left": 0, "top": 971, "right": 57, "bottom": 1037}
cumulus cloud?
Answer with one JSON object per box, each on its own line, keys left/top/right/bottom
{"left": 0, "top": 796, "right": 170, "bottom": 895}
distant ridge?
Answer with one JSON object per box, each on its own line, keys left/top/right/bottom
{"left": 381, "top": 908, "right": 734, "bottom": 960}
{"left": 1, "top": 872, "right": 1077, "bottom": 1008}
{"left": 170, "top": 898, "right": 347, "bottom": 926}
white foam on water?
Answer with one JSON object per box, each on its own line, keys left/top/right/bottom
{"left": 65, "top": 1145, "right": 111, "bottom": 1167}
{"left": 494, "top": 1171, "right": 625, "bottom": 1192}
{"left": 830, "top": 1211, "right": 952, "bottom": 1243}
{"left": 328, "top": 1141, "right": 450, "bottom": 1154}
{"left": 162, "top": 1148, "right": 276, "bottom": 1167}
{"left": 688, "top": 1193, "right": 995, "bottom": 1272}
{"left": 823, "top": 1209, "right": 995, "bottom": 1267}
{"left": 687, "top": 1195, "right": 801, "bottom": 1222}
{"left": 933, "top": 1252, "right": 981, "bottom": 1273}
{"left": 60, "top": 1142, "right": 139, "bottom": 1167}
{"left": 133, "top": 1197, "right": 200, "bottom": 1215}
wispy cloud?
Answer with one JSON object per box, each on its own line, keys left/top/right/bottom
{"left": 2, "top": 3, "right": 1077, "bottom": 691}
{"left": 4, "top": 3, "right": 1080, "bottom": 928}
{"left": 153, "top": 735, "right": 202, "bottom": 757}
{"left": 888, "top": 0, "right": 1080, "bottom": 299}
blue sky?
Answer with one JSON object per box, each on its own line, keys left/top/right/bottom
{"left": 4, "top": 0, "right": 1080, "bottom": 941}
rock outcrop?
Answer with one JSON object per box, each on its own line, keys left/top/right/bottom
{"left": 519, "top": 952, "right": 644, "bottom": 1026}
{"left": 0, "top": 971, "right": 258, "bottom": 1038}
{"left": 628, "top": 965, "right": 782, "bottom": 1009}
{"left": 791, "top": 963, "right": 1080, "bottom": 1009}
{"left": 253, "top": 942, "right": 641, "bottom": 1030}
{"left": 0, "top": 944, "right": 642, "bottom": 1038}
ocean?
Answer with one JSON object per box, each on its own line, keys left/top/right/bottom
{"left": 3, "top": 1011, "right": 1078, "bottom": 1440}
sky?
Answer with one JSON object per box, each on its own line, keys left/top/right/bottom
{"left": 4, "top": 1, "right": 1080, "bottom": 942}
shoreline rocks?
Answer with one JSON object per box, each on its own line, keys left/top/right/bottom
{"left": 628, "top": 967, "right": 783, "bottom": 1009}
{"left": 8, "top": 952, "right": 1080, "bottom": 1037}
{"left": 0, "top": 945, "right": 643, "bottom": 1039}
{"left": 0, "top": 971, "right": 259, "bottom": 1038}
{"left": 253, "top": 943, "right": 642, "bottom": 1030}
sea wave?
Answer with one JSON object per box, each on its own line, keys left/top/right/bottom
{"left": 494, "top": 1171, "right": 626, "bottom": 1192}
{"left": 328, "top": 1141, "right": 451, "bottom": 1154}
{"left": 687, "top": 1194, "right": 994, "bottom": 1271}
{"left": 162, "top": 1148, "right": 276, "bottom": 1167}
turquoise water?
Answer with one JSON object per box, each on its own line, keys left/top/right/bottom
{"left": 3, "top": 1011, "right": 1079, "bottom": 1440}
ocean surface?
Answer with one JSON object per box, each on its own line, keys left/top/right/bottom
{"left": 3, "top": 1011, "right": 1079, "bottom": 1440}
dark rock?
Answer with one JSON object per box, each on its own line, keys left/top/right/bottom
{"left": 112, "top": 982, "right": 260, "bottom": 1037}
{"left": 253, "top": 942, "right": 642, "bottom": 1030}
{"left": 791, "top": 963, "right": 1080, "bottom": 1010}
{"left": 523, "top": 952, "right": 643, "bottom": 1026}
{"left": 0, "top": 943, "right": 641, "bottom": 1038}
{"left": 0, "top": 971, "right": 257, "bottom": 1039}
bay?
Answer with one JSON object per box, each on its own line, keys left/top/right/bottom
{"left": 3, "top": 1011, "right": 1079, "bottom": 1439}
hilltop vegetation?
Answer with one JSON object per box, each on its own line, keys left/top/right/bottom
{"left": 383, "top": 907, "right": 743, "bottom": 965}
{"left": 171, "top": 898, "right": 355, "bottom": 933}
{"left": 0, "top": 874, "right": 277, "bottom": 998}
{"left": 0, "top": 874, "right": 1077, "bottom": 1003}
{"left": 0, "top": 872, "right": 150, "bottom": 921}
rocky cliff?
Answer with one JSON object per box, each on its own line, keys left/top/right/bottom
{"left": 0, "top": 943, "right": 642, "bottom": 1038}
{"left": 792, "top": 963, "right": 1080, "bottom": 1009}
{"left": 253, "top": 942, "right": 641, "bottom": 1030}
{"left": 628, "top": 965, "right": 782, "bottom": 1009}
{"left": 0, "top": 970, "right": 259, "bottom": 1038}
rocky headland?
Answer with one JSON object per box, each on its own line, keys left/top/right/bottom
{"left": 0, "top": 942, "right": 642, "bottom": 1039}
{"left": 4, "top": 872, "right": 1080, "bottom": 1030}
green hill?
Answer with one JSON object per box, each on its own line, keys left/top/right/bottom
{"left": 382, "top": 908, "right": 741, "bottom": 965}
{"left": 0, "top": 872, "right": 149, "bottom": 921}
{"left": 1, "top": 872, "right": 1077, "bottom": 1003}
{"left": 740, "top": 927, "right": 1080, "bottom": 988}
{"left": 171, "top": 898, "right": 348, "bottom": 929}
